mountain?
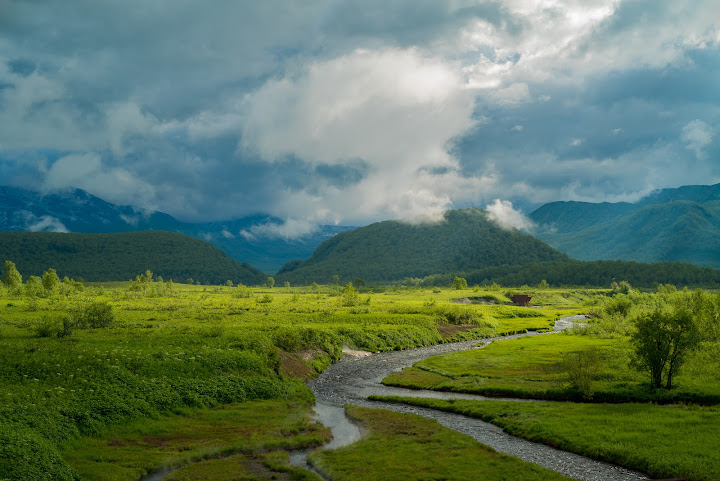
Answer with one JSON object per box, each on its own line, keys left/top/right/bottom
{"left": 0, "top": 231, "right": 267, "bottom": 284}
{"left": 276, "top": 208, "right": 571, "bottom": 284}
{"left": 529, "top": 183, "right": 720, "bottom": 268}
{"left": 0, "top": 186, "right": 353, "bottom": 273}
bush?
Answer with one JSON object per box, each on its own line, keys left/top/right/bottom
{"left": 71, "top": 302, "right": 115, "bottom": 328}
{"left": 34, "top": 316, "right": 60, "bottom": 338}
{"left": 0, "top": 421, "right": 79, "bottom": 481}
{"left": 561, "top": 348, "right": 602, "bottom": 398}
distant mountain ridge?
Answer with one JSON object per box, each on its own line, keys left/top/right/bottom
{"left": 277, "top": 208, "right": 571, "bottom": 284}
{"left": 0, "top": 231, "right": 267, "bottom": 284}
{"left": 0, "top": 186, "right": 353, "bottom": 273}
{"left": 529, "top": 183, "right": 720, "bottom": 268}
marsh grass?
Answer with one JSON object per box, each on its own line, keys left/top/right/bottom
{"left": 383, "top": 332, "right": 720, "bottom": 403}
{"left": 0, "top": 283, "right": 598, "bottom": 479}
{"left": 63, "top": 399, "right": 330, "bottom": 481}
{"left": 374, "top": 397, "right": 720, "bottom": 481}
{"left": 307, "top": 406, "right": 574, "bottom": 481}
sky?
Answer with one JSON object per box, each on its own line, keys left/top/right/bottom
{"left": 1, "top": 0, "right": 719, "bottom": 236}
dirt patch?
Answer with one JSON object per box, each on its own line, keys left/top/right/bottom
{"left": 278, "top": 351, "right": 316, "bottom": 379}
{"left": 437, "top": 324, "right": 477, "bottom": 339}
{"left": 296, "top": 348, "right": 323, "bottom": 362}
{"left": 342, "top": 347, "right": 372, "bottom": 357}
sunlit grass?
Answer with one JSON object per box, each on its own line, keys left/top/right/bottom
{"left": 374, "top": 397, "right": 720, "bottom": 481}
{"left": 307, "top": 406, "right": 575, "bottom": 481}
{"left": 383, "top": 331, "right": 720, "bottom": 403}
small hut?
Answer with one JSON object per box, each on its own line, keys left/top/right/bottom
{"left": 510, "top": 294, "right": 532, "bottom": 306}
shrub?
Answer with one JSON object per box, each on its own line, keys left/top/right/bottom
{"left": 561, "top": 348, "right": 602, "bottom": 398}
{"left": 72, "top": 302, "right": 115, "bottom": 329}
{"left": 34, "top": 316, "right": 60, "bottom": 338}
{"left": 256, "top": 294, "right": 273, "bottom": 304}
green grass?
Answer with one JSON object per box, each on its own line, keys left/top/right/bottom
{"left": 62, "top": 399, "right": 329, "bottom": 481}
{"left": 0, "top": 283, "right": 592, "bottom": 479}
{"left": 373, "top": 397, "right": 720, "bottom": 481}
{"left": 163, "top": 452, "right": 323, "bottom": 481}
{"left": 382, "top": 331, "right": 720, "bottom": 403}
{"left": 307, "top": 406, "right": 575, "bottom": 481}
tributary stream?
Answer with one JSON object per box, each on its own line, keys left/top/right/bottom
{"left": 296, "top": 318, "right": 649, "bottom": 481}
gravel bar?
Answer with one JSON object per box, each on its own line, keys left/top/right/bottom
{"left": 307, "top": 328, "right": 649, "bottom": 481}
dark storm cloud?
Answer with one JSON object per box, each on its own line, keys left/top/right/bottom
{"left": 0, "top": 0, "right": 718, "bottom": 230}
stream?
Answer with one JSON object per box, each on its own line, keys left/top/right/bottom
{"left": 296, "top": 318, "right": 650, "bottom": 481}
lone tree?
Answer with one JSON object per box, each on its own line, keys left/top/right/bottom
{"left": 630, "top": 299, "right": 702, "bottom": 389}
{"left": 452, "top": 277, "right": 468, "bottom": 290}
{"left": 266, "top": 277, "right": 275, "bottom": 289}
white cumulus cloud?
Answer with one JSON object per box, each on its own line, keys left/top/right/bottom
{"left": 485, "top": 199, "right": 535, "bottom": 231}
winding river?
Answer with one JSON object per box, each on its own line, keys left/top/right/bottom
{"left": 298, "top": 319, "right": 649, "bottom": 481}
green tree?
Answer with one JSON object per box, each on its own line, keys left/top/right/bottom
{"left": 41, "top": 268, "right": 60, "bottom": 294}
{"left": 332, "top": 275, "right": 340, "bottom": 286}
{"left": 25, "top": 276, "right": 44, "bottom": 298}
{"left": 2, "top": 261, "right": 22, "bottom": 293}
{"left": 630, "top": 299, "right": 702, "bottom": 389}
{"left": 341, "top": 283, "right": 359, "bottom": 306}
{"left": 266, "top": 277, "right": 275, "bottom": 288}
{"left": 452, "top": 277, "right": 468, "bottom": 290}
{"left": 283, "top": 281, "right": 290, "bottom": 288}
{"left": 353, "top": 278, "right": 366, "bottom": 289}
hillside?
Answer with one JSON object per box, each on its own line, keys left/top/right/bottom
{"left": 0, "top": 186, "right": 352, "bottom": 273}
{"left": 529, "top": 184, "right": 720, "bottom": 268}
{"left": 276, "top": 208, "right": 570, "bottom": 284}
{"left": 0, "top": 231, "right": 267, "bottom": 284}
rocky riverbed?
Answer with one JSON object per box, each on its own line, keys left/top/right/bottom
{"left": 304, "top": 323, "right": 649, "bottom": 481}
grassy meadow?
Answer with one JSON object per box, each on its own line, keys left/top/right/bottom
{"left": 376, "top": 286, "right": 720, "bottom": 481}
{"left": 0, "top": 279, "right": 597, "bottom": 480}
{"left": 307, "top": 405, "right": 575, "bottom": 481}
{"left": 383, "top": 331, "right": 720, "bottom": 403}
{"left": 374, "top": 397, "right": 720, "bottom": 481}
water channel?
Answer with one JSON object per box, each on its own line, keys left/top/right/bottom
{"left": 296, "top": 318, "right": 649, "bottom": 481}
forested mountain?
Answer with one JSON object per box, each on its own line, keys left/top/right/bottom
{"left": 276, "top": 208, "right": 570, "bottom": 284}
{"left": 0, "top": 186, "right": 352, "bottom": 273}
{"left": 0, "top": 231, "right": 267, "bottom": 285}
{"left": 529, "top": 183, "right": 720, "bottom": 268}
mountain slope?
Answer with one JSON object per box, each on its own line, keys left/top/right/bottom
{"left": 529, "top": 184, "right": 720, "bottom": 268}
{"left": 277, "top": 208, "right": 570, "bottom": 284}
{"left": 0, "top": 231, "right": 267, "bottom": 284}
{"left": 0, "top": 186, "right": 352, "bottom": 273}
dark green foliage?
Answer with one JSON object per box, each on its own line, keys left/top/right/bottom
{"left": 530, "top": 183, "right": 720, "bottom": 268}
{"left": 277, "top": 208, "right": 569, "bottom": 284}
{"left": 0, "top": 421, "right": 79, "bottom": 480}
{"left": 0, "top": 231, "right": 267, "bottom": 284}
{"left": 426, "top": 259, "right": 720, "bottom": 288}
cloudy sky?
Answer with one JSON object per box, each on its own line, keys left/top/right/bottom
{"left": 1, "top": 0, "right": 718, "bottom": 236}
